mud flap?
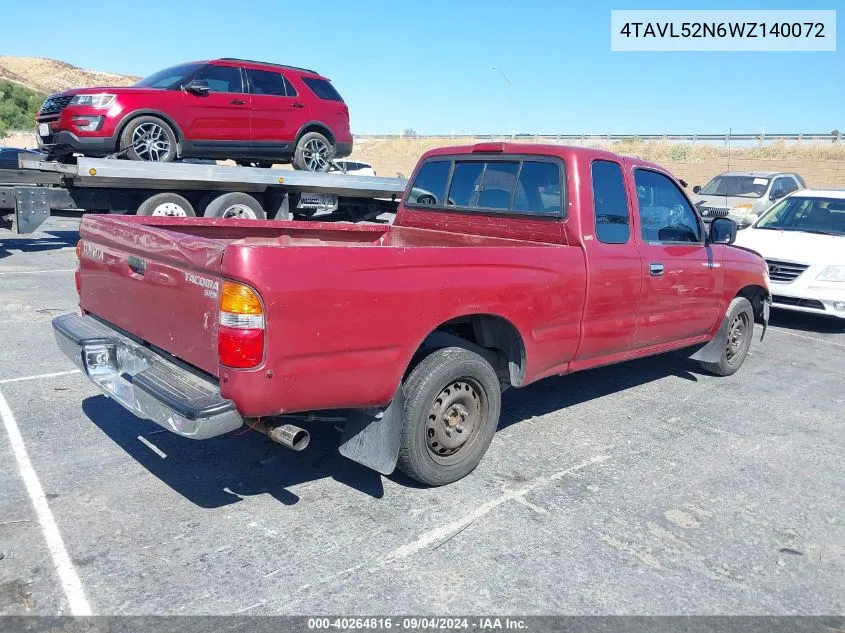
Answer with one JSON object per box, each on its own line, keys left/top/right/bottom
{"left": 760, "top": 298, "right": 771, "bottom": 341}
{"left": 338, "top": 390, "right": 405, "bottom": 475}
{"left": 689, "top": 310, "right": 733, "bottom": 364}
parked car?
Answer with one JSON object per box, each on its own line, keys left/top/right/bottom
{"left": 52, "top": 143, "right": 770, "bottom": 486}
{"left": 0, "top": 147, "right": 45, "bottom": 170}
{"left": 334, "top": 159, "right": 376, "bottom": 176}
{"left": 734, "top": 189, "right": 845, "bottom": 320}
{"left": 35, "top": 58, "right": 352, "bottom": 171}
{"left": 692, "top": 171, "right": 805, "bottom": 227}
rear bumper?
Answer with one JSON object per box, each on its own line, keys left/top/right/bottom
{"left": 36, "top": 130, "right": 117, "bottom": 156}
{"left": 52, "top": 313, "right": 242, "bottom": 439}
{"left": 335, "top": 141, "right": 353, "bottom": 158}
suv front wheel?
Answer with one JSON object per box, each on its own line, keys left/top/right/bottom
{"left": 119, "top": 116, "right": 178, "bottom": 162}
{"left": 292, "top": 131, "right": 335, "bottom": 172}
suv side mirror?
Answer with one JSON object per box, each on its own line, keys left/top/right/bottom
{"left": 692, "top": 185, "right": 702, "bottom": 194}
{"left": 184, "top": 79, "right": 210, "bottom": 95}
{"left": 708, "top": 217, "right": 738, "bottom": 245}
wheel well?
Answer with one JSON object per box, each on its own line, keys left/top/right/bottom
{"left": 295, "top": 124, "right": 335, "bottom": 147}
{"left": 408, "top": 315, "right": 527, "bottom": 389}
{"left": 115, "top": 111, "right": 184, "bottom": 151}
{"left": 737, "top": 284, "right": 769, "bottom": 323}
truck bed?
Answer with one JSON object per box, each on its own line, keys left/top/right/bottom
{"left": 78, "top": 214, "right": 586, "bottom": 415}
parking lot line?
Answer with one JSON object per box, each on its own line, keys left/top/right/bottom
{"left": 768, "top": 326, "right": 845, "bottom": 349}
{"left": 0, "top": 370, "right": 81, "bottom": 385}
{"left": 0, "top": 269, "right": 77, "bottom": 275}
{"left": 0, "top": 387, "right": 92, "bottom": 616}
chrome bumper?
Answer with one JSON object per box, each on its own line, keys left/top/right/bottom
{"left": 52, "top": 313, "right": 242, "bottom": 439}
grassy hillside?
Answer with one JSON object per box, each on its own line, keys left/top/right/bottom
{"left": 0, "top": 80, "right": 44, "bottom": 135}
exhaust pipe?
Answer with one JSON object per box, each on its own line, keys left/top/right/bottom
{"left": 249, "top": 419, "right": 310, "bottom": 452}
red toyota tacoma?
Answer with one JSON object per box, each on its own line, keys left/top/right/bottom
{"left": 53, "top": 143, "right": 771, "bottom": 486}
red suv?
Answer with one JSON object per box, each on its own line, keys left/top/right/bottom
{"left": 35, "top": 58, "right": 352, "bottom": 171}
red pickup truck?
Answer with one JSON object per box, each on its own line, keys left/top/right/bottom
{"left": 53, "top": 143, "right": 771, "bottom": 486}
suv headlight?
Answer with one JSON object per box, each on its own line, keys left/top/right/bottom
{"left": 69, "top": 93, "right": 116, "bottom": 109}
{"left": 816, "top": 266, "right": 845, "bottom": 282}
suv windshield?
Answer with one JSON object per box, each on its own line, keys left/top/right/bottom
{"left": 134, "top": 63, "right": 204, "bottom": 89}
{"left": 699, "top": 175, "right": 768, "bottom": 198}
{"left": 756, "top": 196, "right": 845, "bottom": 236}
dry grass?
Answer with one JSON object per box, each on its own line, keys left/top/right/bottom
{"left": 0, "top": 56, "right": 138, "bottom": 95}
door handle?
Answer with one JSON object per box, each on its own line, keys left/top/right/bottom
{"left": 230, "top": 98, "right": 246, "bottom": 105}
{"left": 292, "top": 102, "right": 305, "bottom": 109}
{"left": 127, "top": 256, "right": 146, "bottom": 276}
{"left": 649, "top": 262, "right": 665, "bottom": 276}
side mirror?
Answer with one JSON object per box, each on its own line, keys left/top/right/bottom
{"left": 692, "top": 185, "right": 702, "bottom": 194}
{"left": 708, "top": 217, "right": 738, "bottom": 245}
{"left": 184, "top": 79, "right": 210, "bottom": 95}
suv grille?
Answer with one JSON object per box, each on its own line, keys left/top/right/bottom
{"left": 38, "top": 95, "right": 73, "bottom": 117}
{"left": 765, "top": 259, "right": 808, "bottom": 283}
{"left": 700, "top": 206, "right": 729, "bottom": 217}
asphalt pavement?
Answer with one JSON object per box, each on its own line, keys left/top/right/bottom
{"left": 0, "top": 217, "right": 843, "bottom": 615}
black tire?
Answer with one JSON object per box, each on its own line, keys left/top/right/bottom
{"left": 292, "top": 131, "right": 335, "bottom": 172}
{"left": 136, "top": 192, "right": 195, "bottom": 217}
{"left": 699, "top": 297, "right": 754, "bottom": 376}
{"left": 119, "top": 116, "right": 178, "bottom": 163}
{"left": 397, "top": 347, "right": 501, "bottom": 486}
{"left": 202, "top": 192, "right": 266, "bottom": 220}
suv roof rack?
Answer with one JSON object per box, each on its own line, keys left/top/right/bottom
{"left": 217, "top": 58, "right": 318, "bottom": 75}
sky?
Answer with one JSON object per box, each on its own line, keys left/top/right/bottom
{"left": 2, "top": 0, "right": 842, "bottom": 135}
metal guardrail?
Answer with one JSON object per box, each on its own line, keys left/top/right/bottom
{"left": 355, "top": 133, "right": 843, "bottom": 144}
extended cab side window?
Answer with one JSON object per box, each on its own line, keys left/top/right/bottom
{"left": 634, "top": 169, "right": 702, "bottom": 243}
{"left": 193, "top": 65, "right": 244, "bottom": 93}
{"left": 408, "top": 161, "right": 451, "bottom": 206}
{"left": 591, "top": 160, "right": 630, "bottom": 244}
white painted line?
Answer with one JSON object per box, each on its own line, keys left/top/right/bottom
{"left": 0, "top": 370, "right": 81, "bottom": 385}
{"left": 0, "top": 269, "right": 76, "bottom": 275}
{"left": 768, "top": 326, "right": 845, "bottom": 349}
{"left": 137, "top": 435, "right": 167, "bottom": 459}
{"left": 0, "top": 388, "right": 92, "bottom": 615}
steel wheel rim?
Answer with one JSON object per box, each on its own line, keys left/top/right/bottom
{"left": 220, "top": 203, "right": 257, "bottom": 219}
{"left": 425, "top": 378, "right": 486, "bottom": 464}
{"left": 151, "top": 202, "right": 187, "bottom": 217}
{"left": 725, "top": 312, "right": 749, "bottom": 364}
{"left": 302, "top": 138, "right": 330, "bottom": 171}
{"left": 132, "top": 123, "right": 171, "bottom": 162}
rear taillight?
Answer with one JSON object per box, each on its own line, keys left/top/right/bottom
{"left": 74, "top": 240, "right": 82, "bottom": 294}
{"left": 218, "top": 281, "right": 265, "bottom": 368}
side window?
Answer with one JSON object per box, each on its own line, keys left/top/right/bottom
{"left": 247, "top": 69, "right": 286, "bottom": 96}
{"left": 591, "top": 160, "right": 630, "bottom": 244}
{"left": 282, "top": 76, "right": 298, "bottom": 97}
{"left": 634, "top": 169, "right": 701, "bottom": 243}
{"left": 193, "top": 65, "right": 243, "bottom": 93}
{"left": 408, "top": 160, "right": 450, "bottom": 206}
{"left": 302, "top": 77, "right": 343, "bottom": 101}
{"left": 513, "top": 161, "right": 561, "bottom": 214}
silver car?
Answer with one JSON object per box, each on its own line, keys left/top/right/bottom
{"left": 692, "top": 171, "right": 805, "bottom": 228}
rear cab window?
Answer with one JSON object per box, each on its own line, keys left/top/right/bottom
{"left": 405, "top": 155, "right": 564, "bottom": 217}
{"left": 303, "top": 77, "right": 344, "bottom": 102}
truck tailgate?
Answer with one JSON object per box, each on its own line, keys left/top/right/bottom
{"left": 78, "top": 216, "right": 227, "bottom": 376}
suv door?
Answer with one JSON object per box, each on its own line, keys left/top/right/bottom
{"left": 245, "top": 68, "right": 309, "bottom": 158}
{"left": 180, "top": 63, "right": 251, "bottom": 155}
{"left": 630, "top": 166, "right": 724, "bottom": 348}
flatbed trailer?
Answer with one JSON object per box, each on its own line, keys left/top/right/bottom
{"left": 0, "top": 157, "right": 407, "bottom": 234}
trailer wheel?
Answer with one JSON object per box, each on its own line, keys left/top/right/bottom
{"left": 397, "top": 347, "right": 501, "bottom": 486}
{"left": 203, "top": 192, "right": 267, "bottom": 220}
{"left": 292, "top": 132, "right": 335, "bottom": 172}
{"left": 119, "top": 116, "right": 178, "bottom": 163}
{"left": 136, "top": 193, "right": 195, "bottom": 217}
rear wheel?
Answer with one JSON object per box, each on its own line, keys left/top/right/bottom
{"left": 136, "top": 192, "right": 195, "bottom": 217}
{"left": 397, "top": 347, "right": 501, "bottom": 486}
{"left": 292, "top": 131, "right": 335, "bottom": 172}
{"left": 699, "top": 297, "right": 754, "bottom": 376}
{"left": 119, "top": 116, "right": 177, "bottom": 163}
{"left": 202, "top": 192, "right": 266, "bottom": 220}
